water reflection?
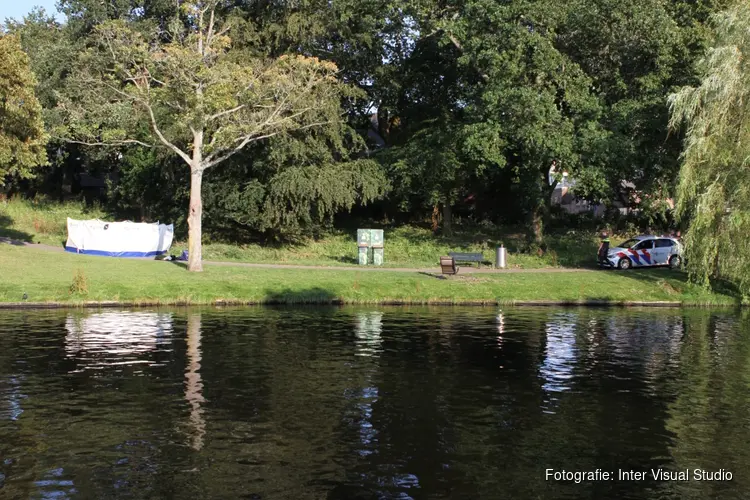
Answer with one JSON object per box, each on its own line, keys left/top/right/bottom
{"left": 65, "top": 311, "right": 173, "bottom": 372}
{"left": 496, "top": 311, "right": 505, "bottom": 349}
{"left": 1, "top": 307, "right": 749, "bottom": 499}
{"left": 540, "top": 312, "right": 577, "bottom": 395}
{"left": 352, "top": 312, "right": 383, "bottom": 458}
{"left": 355, "top": 311, "right": 383, "bottom": 358}
{"left": 184, "top": 312, "right": 206, "bottom": 451}
{"left": 0, "top": 375, "right": 24, "bottom": 421}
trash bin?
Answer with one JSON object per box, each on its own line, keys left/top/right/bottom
{"left": 495, "top": 245, "right": 507, "bottom": 269}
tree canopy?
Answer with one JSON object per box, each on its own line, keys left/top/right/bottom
{"left": 2, "top": 0, "right": 743, "bottom": 288}
{"left": 0, "top": 34, "right": 48, "bottom": 185}
{"left": 669, "top": 1, "right": 750, "bottom": 293}
{"left": 54, "top": 1, "right": 383, "bottom": 271}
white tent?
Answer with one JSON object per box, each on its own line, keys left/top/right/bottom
{"left": 65, "top": 218, "right": 174, "bottom": 258}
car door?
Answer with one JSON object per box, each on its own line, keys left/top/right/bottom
{"left": 652, "top": 239, "right": 673, "bottom": 265}
{"left": 630, "top": 239, "right": 655, "bottom": 267}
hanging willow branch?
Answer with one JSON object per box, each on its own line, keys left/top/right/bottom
{"left": 668, "top": 2, "right": 750, "bottom": 292}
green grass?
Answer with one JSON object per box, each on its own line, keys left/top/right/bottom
{"left": 0, "top": 244, "right": 738, "bottom": 306}
{"left": 197, "top": 225, "right": 597, "bottom": 269}
{"left": 0, "top": 197, "right": 106, "bottom": 246}
{"left": 1, "top": 197, "right": 603, "bottom": 269}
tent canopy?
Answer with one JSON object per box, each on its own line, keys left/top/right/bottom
{"left": 65, "top": 218, "right": 174, "bottom": 258}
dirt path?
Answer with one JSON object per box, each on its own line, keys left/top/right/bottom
{"left": 1, "top": 237, "right": 594, "bottom": 274}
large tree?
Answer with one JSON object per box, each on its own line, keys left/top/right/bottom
{"left": 0, "top": 34, "right": 48, "bottom": 186}
{"left": 669, "top": 1, "right": 750, "bottom": 293}
{"left": 55, "top": 1, "right": 358, "bottom": 271}
{"left": 421, "top": 0, "right": 604, "bottom": 242}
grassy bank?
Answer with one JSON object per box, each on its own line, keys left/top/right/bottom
{"left": 1, "top": 197, "right": 600, "bottom": 269}
{"left": 0, "top": 244, "right": 738, "bottom": 306}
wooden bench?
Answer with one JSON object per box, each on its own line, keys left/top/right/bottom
{"left": 440, "top": 256, "right": 458, "bottom": 275}
{"left": 448, "top": 252, "right": 484, "bottom": 268}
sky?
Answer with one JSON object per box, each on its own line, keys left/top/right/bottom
{"left": 0, "top": 0, "right": 64, "bottom": 23}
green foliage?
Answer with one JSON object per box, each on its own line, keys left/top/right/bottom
{"left": 1, "top": 0, "right": 731, "bottom": 248}
{"left": 669, "top": 1, "right": 750, "bottom": 293}
{"left": 69, "top": 268, "right": 89, "bottom": 295}
{"left": 264, "top": 160, "right": 389, "bottom": 238}
{"left": 0, "top": 196, "right": 106, "bottom": 245}
{"left": 0, "top": 34, "right": 48, "bottom": 186}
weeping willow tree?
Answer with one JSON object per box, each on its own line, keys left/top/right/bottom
{"left": 668, "top": 2, "right": 750, "bottom": 293}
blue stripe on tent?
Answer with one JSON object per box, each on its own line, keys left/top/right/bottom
{"left": 65, "top": 247, "right": 167, "bottom": 258}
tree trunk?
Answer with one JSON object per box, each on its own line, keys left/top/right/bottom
{"left": 443, "top": 201, "right": 452, "bottom": 237}
{"left": 531, "top": 207, "right": 544, "bottom": 245}
{"left": 187, "top": 169, "right": 203, "bottom": 272}
{"left": 529, "top": 170, "right": 554, "bottom": 245}
{"left": 185, "top": 311, "right": 205, "bottom": 450}
{"left": 431, "top": 204, "right": 440, "bottom": 233}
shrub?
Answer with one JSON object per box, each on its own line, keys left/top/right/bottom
{"left": 70, "top": 269, "right": 89, "bottom": 295}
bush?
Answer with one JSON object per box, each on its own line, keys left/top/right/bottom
{"left": 69, "top": 269, "right": 89, "bottom": 295}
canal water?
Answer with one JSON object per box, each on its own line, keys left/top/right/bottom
{"left": 0, "top": 306, "right": 748, "bottom": 499}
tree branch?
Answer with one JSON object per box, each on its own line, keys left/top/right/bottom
{"left": 207, "top": 104, "right": 245, "bottom": 122}
{"left": 62, "top": 139, "right": 156, "bottom": 148}
{"left": 202, "top": 121, "right": 330, "bottom": 170}
{"left": 202, "top": 132, "right": 279, "bottom": 169}
{"left": 145, "top": 102, "right": 192, "bottom": 165}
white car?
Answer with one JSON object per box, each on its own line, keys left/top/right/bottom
{"left": 601, "top": 235, "right": 683, "bottom": 270}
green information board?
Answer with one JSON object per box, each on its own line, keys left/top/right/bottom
{"left": 357, "top": 229, "right": 385, "bottom": 265}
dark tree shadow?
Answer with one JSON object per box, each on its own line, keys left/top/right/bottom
{"left": 0, "top": 214, "right": 34, "bottom": 243}
{"left": 328, "top": 255, "right": 358, "bottom": 265}
{"left": 608, "top": 268, "right": 743, "bottom": 304}
{"left": 264, "top": 287, "right": 340, "bottom": 304}
{"left": 418, "top": 271, "right": 448, "bottom": 279}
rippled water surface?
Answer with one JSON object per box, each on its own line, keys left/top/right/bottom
{"left": 1, "top": 306, "right": 749, "bottom": 499}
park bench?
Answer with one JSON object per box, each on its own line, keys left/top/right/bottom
{"left": 448, "top": 252, "right": 484, "bottom": 268}
{"left": 440, "top": 256, "right": 458, "bottom": 275}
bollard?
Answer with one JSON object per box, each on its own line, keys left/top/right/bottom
{"left": 495, "top": 245, "right": 507, "bottom": 269}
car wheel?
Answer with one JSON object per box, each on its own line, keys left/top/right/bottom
{"left": 618, "top": 257, "right": 632, "bottom": 270}
{"left": 668, "top": 255, "right": 682, "bottom": 269}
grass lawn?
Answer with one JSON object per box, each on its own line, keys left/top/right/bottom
{"left": 0, "top": 244, "right": 738, "bottom": 306}
{"left": 1, "top": 197, "right": 601, "bottom": 269}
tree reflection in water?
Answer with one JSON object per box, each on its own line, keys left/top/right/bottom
{"left": 184, "top": 312, "right": 206, "bottom": 451}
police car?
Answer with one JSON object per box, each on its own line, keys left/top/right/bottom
{"left": 601, "top": 235, "right": 683, "bottom": 270}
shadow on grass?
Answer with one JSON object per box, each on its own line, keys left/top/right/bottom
{"left": 418, "top": 271, "right": 448, "bottom": 280}
{"left": 264, "top": 287, "right": 340, "bottom": 304}
{"left": 329, "top": 255, "right": 358, "bottom": 265}
{"left": 610, "top": 267, "right": 743, "bottom": 304}
{"left": 0, "top": 214, "right": 34, "bottom": 243}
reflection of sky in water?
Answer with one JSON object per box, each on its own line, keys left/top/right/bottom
{"left": 356, "top": 312, "right": 383, "bottom": 358}
{"left": 350, "top": 312, "right": 421, "bottom": 495}
{"left": 34, "top": 467, "right": 77, "bottom": 499}
{"left": 540, "top": 313, "right": 578, "bottom": 399}
{"left": 354, "top": 312, "right": 383, "bottom": 457}
{"left": 0, "top": 375, "right": 25, "bottom": 421}
{"left": 64, "top": 312, "right": 173, "bottom": 372}
{"left": 497, "top": 312, "right": 505, "bottom": 349}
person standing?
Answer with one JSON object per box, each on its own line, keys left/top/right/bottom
{"left": 598, "top": 232, "right": 611, "bottom": 265}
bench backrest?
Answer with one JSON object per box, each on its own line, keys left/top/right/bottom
{"left": 440, "top": 256, "right": 457, "bottom": 275}
{"left": 448, "top": 252, "right": 482, "bottom": 261}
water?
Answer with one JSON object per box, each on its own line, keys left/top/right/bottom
{"left": 1, "top": 306, "right": 749, "bottom": 499}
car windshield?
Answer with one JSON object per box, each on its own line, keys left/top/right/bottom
{"left": 618, "top": 239, "right": 642, "bottom": 249}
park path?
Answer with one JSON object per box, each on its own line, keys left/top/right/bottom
{"left": 0, "top": 237, "right": 593, "bottom": 274}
